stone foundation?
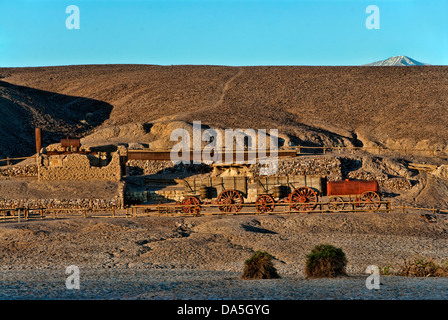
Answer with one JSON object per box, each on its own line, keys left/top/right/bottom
{"left": 37, "top": 152, "right": 122, "bottom": 182}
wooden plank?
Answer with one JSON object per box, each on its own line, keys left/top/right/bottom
{"left": 408, "top": 163, "right": 437, "bottom": 172}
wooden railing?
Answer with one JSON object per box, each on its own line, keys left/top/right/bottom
{"left": 0, "top": 156, "right": 35, "bottom": 166}
{"left": 3, "top": 201, "right": 448, "bottom": 223}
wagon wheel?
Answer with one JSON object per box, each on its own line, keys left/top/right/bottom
{"left": 289, "top": 187, "right": 318, "bottom": 212}
{"left": 181, "top": 196, "right": 202, "bottom": 215}
{"left": 217, "top": 189, "right": 243, "bottom": 213}
{"left": 360, "top": 191, "right": 381, "bottom": 211}
{"left": 328, "top": 196, "right": 345, "bottom": 212}
{"left": 256, "top": 194, "right": 276, "bottom": 214}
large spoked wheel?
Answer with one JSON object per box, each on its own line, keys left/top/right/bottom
{"left": 360, "top": 191, "right": 381, "bottom": 211}
{"left": 328, "top": 196, "right": 345, "bottom": 212}
{"left": 289, "top": 187, "right": 318, "bottom": 212}
{"left": 181, "top": 196, "right": 202, "bottom": 215}
{"left": 255, "top": 194, "right": 276, "bottom": 214}
{"left": 217, "top": 189, "right": 243, "bottom": 213}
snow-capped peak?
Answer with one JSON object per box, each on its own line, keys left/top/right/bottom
{"left": 365, "top": 55, "right": 429, "bottom": 66}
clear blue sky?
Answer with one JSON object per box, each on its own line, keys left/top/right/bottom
{"left": 0, "top": 0, "right": 446, "bottom": 67}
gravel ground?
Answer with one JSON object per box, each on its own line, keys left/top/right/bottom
{"left": 1, "top": 213, "right": 447, "bottom": 301}
{"left": 1, "top": 268, "right": 448, "bottom": 300}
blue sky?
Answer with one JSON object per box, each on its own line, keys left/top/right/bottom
{"left": 0, "top": 0, "right": 446, "bottom": 67}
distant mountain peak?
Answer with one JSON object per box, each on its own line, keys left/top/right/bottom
{"left": 365, "top": 55, "right": 429, "bottom": 66}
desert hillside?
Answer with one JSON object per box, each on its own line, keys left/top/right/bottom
{"left": 0, "top": 64, "right": 447, "bottom": 157}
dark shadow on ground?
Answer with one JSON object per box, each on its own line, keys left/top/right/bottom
{"left": 0, "top": 80, "right": 113, "bottom": 158}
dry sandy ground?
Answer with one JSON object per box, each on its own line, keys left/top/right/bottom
{"left": 0, "top": 212, "right": 447, "bottom": 300}
{"left": 2, "top": 212, "right": 447, "bottom": 274}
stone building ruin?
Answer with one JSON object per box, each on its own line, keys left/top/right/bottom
{"left": 37, "top": 151, "right": 122, "bottom": 181}
{"left": 36, "top": 137, "right": 124, "bottom": 182}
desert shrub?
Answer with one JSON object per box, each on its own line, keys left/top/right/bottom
{"left": 241, "top": 251, "right": 280, "bottom": 280}
{"left": 305, "top": 244, "right": 347, "bottom": 278}
{"left": 379, "top": 265, "right": 392, "bottom": 275}
{"left": 398, "top": 257, "right": 448, "bottom": 277}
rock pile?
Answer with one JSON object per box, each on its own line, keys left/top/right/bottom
{"left": 0, "top": 198, "right": 122, "bottom": 210}
{"left": 249, "top": 158, "right": 342, "bottom": 181}
{"left": 346, "top": 170, "right": 412, "bottom": 191}
{"left": 0, "top": 165, "right": 38, "bottom": 177}
{"left": 346, "top": 170, "right": 388, "bottom": 182}
{"left": 126, "top": 160, "right": 211, "bottom": 176}
{"left": 382, "top": 178, "right": 413, "bottom": 191}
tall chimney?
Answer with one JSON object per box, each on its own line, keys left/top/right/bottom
{"left": 35, "top": 128, "right": 42, "bottom": 154}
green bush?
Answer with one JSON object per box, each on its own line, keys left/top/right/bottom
{"left": 305, "top": 244, "right": 347, "bottom": 278}
{"left": 379, "top": 265, "right": 392, "bottom": 275}
{"left": 241, "top": 251, "right": 281, "bottom": 280}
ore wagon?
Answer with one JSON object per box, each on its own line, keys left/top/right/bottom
{"left": 326, "top": 179, "right": 381, "bottom": 212}
{"left": 180, "top": 175, "right": 324, "bottom": 214}
{"left": 179, "top": 175, "right": 381, "bottom": 214}
{"left": 181, "top": 176, "right": 249, "bottom": 214}
{"left": 254, "top": 177, "right": 381, "bottom": 213}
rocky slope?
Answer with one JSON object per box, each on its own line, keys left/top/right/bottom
{"left": 0, "top": 64, "right": 447, "bottom": 157}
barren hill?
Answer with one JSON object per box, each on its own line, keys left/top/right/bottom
{"left": 0, "top": 64, "right": 447, "bottom": 157}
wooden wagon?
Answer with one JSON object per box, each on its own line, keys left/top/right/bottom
{"left": 179, "top": 175, "right": 381, "bottom": 214}
{"left": 180, "top": 175, "right": 324, "bottom": 214}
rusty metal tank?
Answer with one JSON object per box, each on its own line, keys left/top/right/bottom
{"left": 327, "top": 179, "right": 379, "bottom": 196}
{"left": 61, "top": 137, "right": 81, "bottom": 149}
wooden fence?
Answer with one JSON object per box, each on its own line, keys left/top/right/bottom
{"left": 0, "top": 156, "right": 35, "bottom": 166}
{"left": 3, "top": 201, "right": 448, "bottom": 224}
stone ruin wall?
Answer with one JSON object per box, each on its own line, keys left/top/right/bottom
{"left": 37, "top": 152, "right": 122, "bottom": 182}
{"left": 28, "top": 151, "right": 125, "bottom": 209}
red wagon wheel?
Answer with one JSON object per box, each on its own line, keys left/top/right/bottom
{"left": 256, "top": 194, "right": 276, "bottom": 214}
{"left": 289, "top": 187, "right": 318, "bottom": 212}
{"left": 328, "top": 196, "right": 345, "bottom": 212}
{"left": 217, "top": 189, "right": 243, "bottom": 213}
{"left": 181, "top": 196, "right": 202, "bottom": 215}
{"left": 360, "top": 191, "right": 381, "bottom": 211}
